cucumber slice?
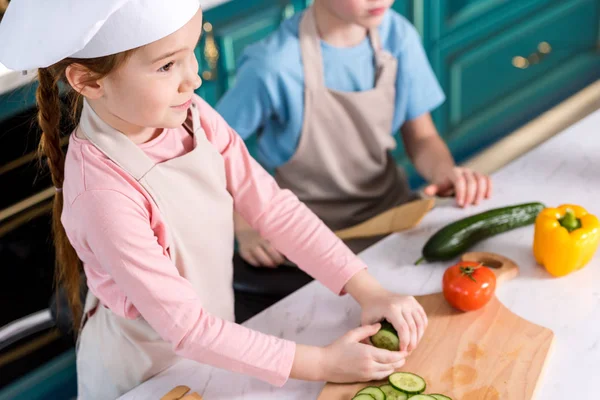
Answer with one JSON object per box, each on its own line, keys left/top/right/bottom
{"left": 408, "top": 396, "right": 436, "bottom": 400}
{"left": 388, "top": 372, "right": 426, "bottom": 394}
{"left": 370, "top": 321, "right": 400, "bottom": 351}
{"left": 430, "top": 395, "right": 452, "bottom": 400}
{"left": 356, "top": 386, "right": 386, "bottom": 400}
{"left": 352, "top": 395, "right": 375, "bottom": 400}
{"left": 379, "top": 384, "right": 408, "bottom": 400}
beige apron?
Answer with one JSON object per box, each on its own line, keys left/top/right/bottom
{"left": 75, "top": 100, "right": 235, "bottom": 399}
{"left": 275, "top": 7, "right": 416, "bottom": 244}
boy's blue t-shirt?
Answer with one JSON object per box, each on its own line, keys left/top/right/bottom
{"left": 215, "top": 9, "right": 445, "bottom": 171}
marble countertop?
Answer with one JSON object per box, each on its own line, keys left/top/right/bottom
{"left": 120, "top": 108, "right": 600, "bottom": 399}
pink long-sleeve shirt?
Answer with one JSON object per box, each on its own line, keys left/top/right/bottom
{"left": 61, "top": 95, "right": 367, "bottom": 387}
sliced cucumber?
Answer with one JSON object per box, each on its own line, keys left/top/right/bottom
{"left": 379, "top": 384, "right": 408, "bottom": 400}
{"left": 408, "top": 396, "right": 436, "bottom": 400}
{"left": 388, "top": 372, "right": 426, "bottom": 394}
{"left": 371, "top": 321, "right": 400, "bottom": 351}
{"left": 356, "top": 386, "right": 385, "bottom": 400}
{"left": 430, "top": 395, "right": 452, "bottom": 400}
{"left": 352, "top": 395, "right": 375, "bottom": 400}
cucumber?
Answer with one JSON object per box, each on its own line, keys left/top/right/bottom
{"left": 430, "top": 395, "right": 452, "bottom": 400}
{"left": 352, "top": 395, "right": 375, "bottom": 400}
{"left": 356, "top": 386, "right": 386, "bottom": 400}
{"left": 371, "top": 321, "right": 399, "bottom": 351}
{"left": 415, "top": 202, "right": 545, "bottom": 264}
{"left": 379, "top": 384, "right": 408, "bottom": 400}
{"left": 388, "top": 372, "right": 426, "bottom": 394}
{"left": 408, "top": 396, "right": 436, "bottom": 400}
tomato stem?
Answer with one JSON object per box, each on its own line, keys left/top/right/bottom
{"left": 459, "top": 263, "right": 483, "bottom": 282}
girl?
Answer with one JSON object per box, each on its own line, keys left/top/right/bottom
{"left": 0, "top": 0, "right": 427, "bottom": 398}
{"left": 216, "top": 0, "right": 493, "bottom": 267}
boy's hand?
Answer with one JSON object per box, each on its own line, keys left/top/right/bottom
{"left": 236, "top": 227, "right": 285, "bottom": 268}
{"left": 423, "top": 166, "right": 492, "bottom": 207}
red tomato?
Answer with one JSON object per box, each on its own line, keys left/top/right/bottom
{"left": 442, "top": 261, "right": 497, "bottom": 312}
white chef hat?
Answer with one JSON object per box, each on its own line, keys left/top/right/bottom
{"left": 0, "top": 0, "right": 201, "bottom": 71}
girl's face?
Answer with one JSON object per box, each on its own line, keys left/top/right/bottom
{"left": 97, "top": 9, "right": 204, "bottom": 133}
{"left": 319, "top": 0, "right": 395, "bottom": 28}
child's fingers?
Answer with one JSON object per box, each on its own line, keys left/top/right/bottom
{"left": 344, "top": 323, "right": 381, "bottom": 343}
{"left": 463, "top": 170, "right": 477, "bottom": 206}
{"left": 261, "top": 242, "right": 285, "bottom": 266}
{"left": 423, "top": 184, "right": 438, "bottom": 196}
{"left": 413, "top": 310, "right": 426, "bottom": 343}
{"left": 370, "top": 347, "right": 407, "bottom": 364}
{"left": 386, "top": 315, "right": 410, "bottom": 353}
{"left": 240, "top": 250, "right": 260, "bottom": 267}
{"left": 369, "top": 367, "right": 396, "bottom": 382}
{"left": 475, "top": 172, "right": 487, "bottom": 205}
{"left": 485, "top": 175, "right": 493, "bottom": 198}
{"left": 452, "top": 173, "right": 466, "bottom": 207}
{"left": 251, "top": 246, "right": 277, "bottom": 267}
{"left": 403, "top": 311, "right": 418, "bottom": 352}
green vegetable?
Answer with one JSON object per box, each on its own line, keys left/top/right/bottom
{"left": 352, "top": 395, "right": 375, "bottom": 400}
{"left": 408, "top": 396, "right": 436, "bottom": 400}
{"left": 379, "top": 384, "right": 408, "bottom": 400}
{"left": 388, "top": 372, "right": 426, "bottom": 394}
{"left": 370, "top": 321, "right": 399, "bottom": 351}
{"left": 415, "top": 202, "right": 545, "bottom": 264}
{"left": 356, "top": 386, "right": 386, "bottom": 400}
{"left": 430, "top": 394, "right": 452, "bottom": 400}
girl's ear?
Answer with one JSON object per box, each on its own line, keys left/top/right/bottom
{"left": 65, "top": 63, "right": 105, "bottom": 99}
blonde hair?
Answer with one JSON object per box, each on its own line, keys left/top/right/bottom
{"left": 36, "top": 51, "right": 134, "bottom": 332}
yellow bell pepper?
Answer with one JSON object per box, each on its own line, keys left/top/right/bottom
{"left": 533, "top": 204, "right": 600, "bottom": 277}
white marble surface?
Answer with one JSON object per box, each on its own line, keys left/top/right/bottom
{"left": 120, "top": 108, "right": 600, "bottom": 399}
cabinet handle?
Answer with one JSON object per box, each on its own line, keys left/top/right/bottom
{"left": 512, "top": 41, "right": 552, "bottom": 69}
{"left": 201, "top": 22, "right": 219, "bottom": 81}
{"left": 281, "top": 3, "right": 295, "bottom": 20}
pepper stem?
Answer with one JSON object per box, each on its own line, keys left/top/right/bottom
{"left": 415, "top": 257, "right": 425, "bottom": 265}
{"left": 559, "top": 208, "right": 582, "bottom": 232}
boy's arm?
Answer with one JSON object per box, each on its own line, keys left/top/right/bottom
{"left": 401, "top": 112, "right": 455, "bottom": 185}
{"left": 401, "top": 112, "right": 492, "bottom": 206}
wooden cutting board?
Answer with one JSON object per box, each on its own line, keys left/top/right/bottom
{"left": 318, "top": 252, "right": 555, "bottom": 400}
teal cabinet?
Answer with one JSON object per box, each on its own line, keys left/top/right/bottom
{"left": 424, "top": 0, "right": 600, "bottom": 169}
{"left": 196, "top": 0, "right": 303, "bottom": 105}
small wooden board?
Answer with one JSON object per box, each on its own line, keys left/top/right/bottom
{"left": 335, "top": 198, "right": 435, "bottom": 240}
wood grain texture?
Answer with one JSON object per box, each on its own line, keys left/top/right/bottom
{"left": 318, "top": 252, "right": 555, "bottom": 400}
{"left": 335, "top": 198, "right": 435, "bottom": 240}
{"left": 160, "top": 385, "right": 190, "bottom": 400}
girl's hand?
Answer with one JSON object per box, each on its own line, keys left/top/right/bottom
{"left": 236, "top": 227, "right": 285, "bottom": 268}
{"left": 360, "top": 292, "right": 428, "bottom": 353}
{"left": 318, "top": 324, "right": 408, "bottom": 383}
{"left": 423, "top": 166, "right": 492, "bottom": 207}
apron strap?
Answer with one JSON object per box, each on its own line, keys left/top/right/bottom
{"left": 299, "top": 7, "right": 325, "bottom": 90}
{"left": 299, "top": 6, "right": 385, "bottom": 90}
{"left": 79, "top": 100, "right": 156, "bottom": 181}
{"left": 368, "top": 28, "right": 380, "bottom": 51}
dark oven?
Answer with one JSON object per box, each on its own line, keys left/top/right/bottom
{"left": 0, "top": 90, "right": 74, "bottom": 390}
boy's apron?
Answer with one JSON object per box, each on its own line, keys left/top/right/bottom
{"left": 275, "top": 7, "right": 416, "bottom": 252}
{"left": 75, "top": 100, "right": 235, "bottom": 399}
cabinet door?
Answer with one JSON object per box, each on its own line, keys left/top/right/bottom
{"left": 431, "top": 0, "right": 600, "bottom": 164}
{"left": 195, "top": 1, "right": 299, "bottom": 106}
{"left": 428, "top": 0, "right": 555, "bottom": 40}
